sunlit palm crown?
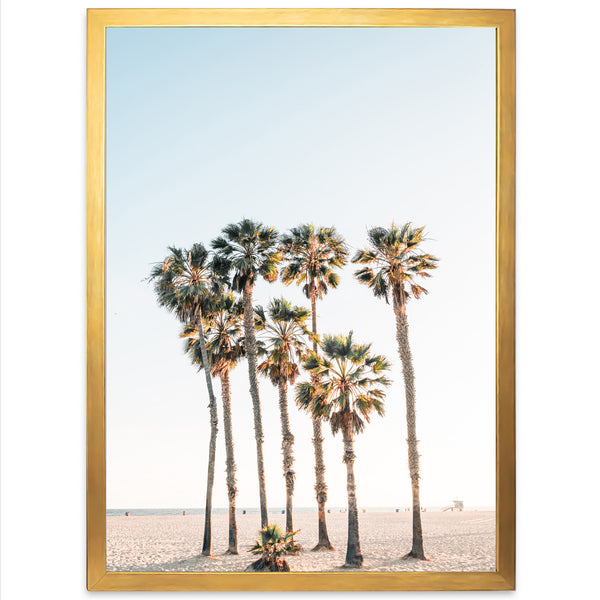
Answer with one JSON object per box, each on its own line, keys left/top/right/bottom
{"left": 256, "top": 297, "right": 310, "bottom": 386}
{"left": 352, "top": 223, "right": 439, "bottom": 303}
{"left": 148, "top": 243, "right": 223, "bottom": 322}
{"left": 181, "top": 292, "right": 246, "bottom": 376}
{"left": 211, "top": 219, "right": 281, "bottom": 292}
{"left": 296, "top": 332, "right": 390, "bottom": 436}
{"left": 250, "top": 524, "right": 300, "bottom": 557}
{"left": 280, "top": 224, "right": 349, "bottom": 299}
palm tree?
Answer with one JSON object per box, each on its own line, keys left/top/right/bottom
{"left": 280, "top": 224, "right": 348, "bottom": 550}
{"left": 352, "top": 223, "right": 438, "bottom": 560}
{"left": 246, "top": 524, "right": 300, "bottom": 572}
{"left": 212, "top": 219, "right": 281, "bottom": 527}
{"left": 182, "top": 292, "right": 245, "bottom": 554}
{"left": 148, "top": 244, "right": 221, "bottom": 557}
{"left": 297, "top": 332, "right": 390, "bottom": 568}
{"left": 256, "top": 298, "right": 309, "bottom": 533}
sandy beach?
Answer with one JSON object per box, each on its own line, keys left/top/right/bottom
{"left": 107, "top": 510, "right": 495, "bottom": 572}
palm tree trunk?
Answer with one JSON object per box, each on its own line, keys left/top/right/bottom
{"left": 392, "top": 288, "right": 426, "bottom": 560}
{"left": 277, "top": 380, "right": 295, "bottom": 533}
{"left": 310, "top": 292, "right": 334, "bottom": 550}
{"left": 242, "top": 282, "right": 269, "bottom": 528}
{"left": 342, "top": 427, "right": 363, "bottom": 568}
{"left": 220, "top": 368, "right": 238, "bottom": 554}
{"left": 196, "top": 313, "right": 218, "bottom": 557}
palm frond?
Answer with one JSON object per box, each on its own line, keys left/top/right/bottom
{"left": 212, "top": 220, "right": 282, "bottom": 290}
{"left": 352, "top": 223, "right": 438, "bottom": 303}
{"left": 257, "top": 297, "right": 310, "bottom": 386}
{"left": 279, "top": 224, "right": 348, "bottom": 299}
{"left": 295, "top": 331, "right": 390, "bottom": 437}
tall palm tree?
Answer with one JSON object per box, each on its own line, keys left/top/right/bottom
{"left": 280, "top": 224, "right": 348, "bottom": 550}
{"left": 352, "top": 223, "right": 438, "bottom": 560}
{"left": 148, "top": 244, "right": 221, "bottom": 557}
{"left": 297, "top": 332, "right": 390, "bottom": 568}
{"left": 256, "top": 298, "right": 309, "bottom": 533}
{"left": 212, "top": 219, "right": 281, "bottom": 527}
{"left": 182, "top": 292, "right": 245, "bottom": 554}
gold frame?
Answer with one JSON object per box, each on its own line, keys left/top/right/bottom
{"left": 87, "top": 8, "right": 515, "bottom": 591}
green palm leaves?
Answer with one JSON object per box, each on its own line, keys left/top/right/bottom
{"left": 212, "top": 219, "right": 281, "bottom": 291}
{"left": 251, "top": 524, "right": 299, "bottom": 556}
{"left": 247, "top": 524, "right": 300, "bottom": 572}
{"left": 352, "top": 223, "right": 438, "bottom": 303}
{"left": 297, "top": 332, "right": 390, "bottom": 436}
{"left": 182, "top": 292, "right": 245, "bottom": 376}
{"left": 149, "top": 243, "right": 221, "bottom": 322}
{"left": 280, "top": 224, "right": 348, "bottom": 299}
{"left": 256, "top": 298, "right": 309, "bottom": 387}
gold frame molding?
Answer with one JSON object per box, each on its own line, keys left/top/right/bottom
{"left": 87, "top": 8, "right": 515, "bottom": 591}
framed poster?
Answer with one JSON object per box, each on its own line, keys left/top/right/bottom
{"left": 87, "top": 8, "right": 515, "bottom": 591}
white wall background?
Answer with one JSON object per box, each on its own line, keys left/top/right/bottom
{"left": 1, "top": 0, "right": 599, "bottom": 597}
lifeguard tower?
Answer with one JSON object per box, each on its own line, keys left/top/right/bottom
{"left": 442, "top": 500, "right": 464, "bottom": 512}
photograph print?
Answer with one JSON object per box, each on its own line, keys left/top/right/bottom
{"left": 104, "top": 24, "right": 497, "bottom": 574}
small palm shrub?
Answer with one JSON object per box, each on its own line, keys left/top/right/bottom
{"left": 246, "top": 524, "right": 300, "bottom": 572}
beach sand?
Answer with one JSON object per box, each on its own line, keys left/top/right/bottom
{"left": 107, "top": 510, "right": 495, "bottom": 572}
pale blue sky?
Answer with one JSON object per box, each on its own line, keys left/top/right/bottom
{"left": 106, "top": 26, "right": 496, "bottom": 510}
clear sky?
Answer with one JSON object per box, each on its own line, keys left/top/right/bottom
{"left": 105, "top": 26, "right": 496, "bottom": 510}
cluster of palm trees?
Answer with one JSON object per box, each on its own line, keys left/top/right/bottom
{"left": 149, "top": 219, "right": 438, "bottom": 569}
